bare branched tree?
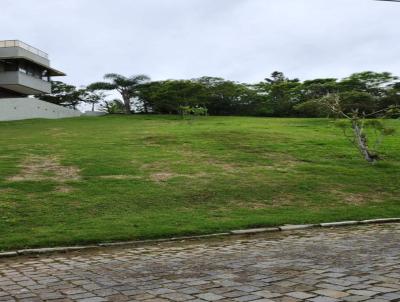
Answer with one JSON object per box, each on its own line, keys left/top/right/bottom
{"left": 322, "top": 94, "right": 397, "bottom": 163}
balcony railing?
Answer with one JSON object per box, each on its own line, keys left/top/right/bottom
{"left": 0, "top": 40, "right": 49, "bottom": 59}
{"left": 0, "top": 71, "right": 52, "bottom": 94}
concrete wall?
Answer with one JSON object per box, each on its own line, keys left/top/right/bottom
{"left": 0, "top": 46, "right": 50, "bottom": 67}
{"left": 0, "top": 71, "right": 51, "bottom": 94}
{"left": 82, "top": 111, "right": 107, "bottom": 116}
{"left": 0, "top": 98, "right": 81, "bottom": 121}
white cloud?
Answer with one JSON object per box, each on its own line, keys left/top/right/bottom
{"left": 1, "top": 0, "right": 400, "bottom": 86}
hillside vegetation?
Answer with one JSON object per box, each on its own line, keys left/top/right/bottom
{"left": 0, "top": 115, "right": 399, "bottom": 251}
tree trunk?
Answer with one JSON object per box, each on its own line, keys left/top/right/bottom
{"left": 352, "top": 120, "right": 376, "bottom": 163}
{"left": 122, "top": 94, "right": 132, "bottom": 114}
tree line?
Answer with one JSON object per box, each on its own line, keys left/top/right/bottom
{"left": 40, "top": 71, "right": 400, "bottom": 118}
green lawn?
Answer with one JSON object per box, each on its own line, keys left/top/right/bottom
{"left": 0, "top": 115, "right": 399, "bottom": 251}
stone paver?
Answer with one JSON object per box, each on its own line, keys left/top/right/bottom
{"left": 0, "top": 224, "right": 399, "bottom": 302}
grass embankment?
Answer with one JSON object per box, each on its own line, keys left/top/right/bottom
{"left": 0, "top": 115, "right": 399, "bottom": 250}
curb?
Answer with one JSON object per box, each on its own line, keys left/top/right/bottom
{"left": 17, "top": 246, "right": 99, "bottom": 255}
{"left": 231, "top": 227, "right": 279, "bottom": 235}
{"left": 279, "top": 224, "right": 315, "bottom": 231}
{"left": 98, "top": 233, "right": 231, "bottom": 247}
{"left": 320, "top": 220, "right": 359, "bottom": 227}
{"left": 1, "top": 218, "right": 399, "bottom": 258}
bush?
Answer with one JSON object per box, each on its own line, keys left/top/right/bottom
{"left": 294, "top": 100, "right": 329, "bottom": 117}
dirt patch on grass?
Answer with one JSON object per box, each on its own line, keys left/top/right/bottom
{"left": 142, "top": 135, "right": 178, "bottom": 147}
{"left": 182, "top": 148, "right": 300, "bottom": 174}
{"left": 178, "top": 148, "right": 207, "bottom": 158}
{"left": 269, "top": 194, "right": 300, "bottom": 207}
{"left": 262, "top": 152, "right": 301, "bottom": 164}
{"left": 332, "top": 191, "right": 368, "bottom": 205}
{"left": 149, "top": 171, "right": 209, "bottom": 183}
{"left": 329, "top": 189, "right": 389, "bottom": 205}
{"left": 55, "top": 185, "right": 75, "bottom": 193}
{"left": 140, "top": 148, "right": 241, "bottom": 174}
{"left": 205, "top": 159, "right": 239, "bottom": 172}
{"left": 343, "top": 194, "right": 366, "bottom": 204}
{"left": 7, "top": 156, "right": 81, "bottom": 182}
{"left": 178, "top": 148, "right": 240, "bottom": 172}
{"left": 262, "top": 165, "right": 296, "bottom": 173}
{"left": 236, "top": 201, "right": 269, "bottom": 209}
{"left": 99, "top": 175, "right": 142, "bottom": 180}
{"left": 48, "top": 128, "right": 78, "bottom": 139}
{"left": 212, "top": 200, "right": 272, "bottom": 213}
{"left": 140, "top": 161, "right": 169, "bottom": 170}
{"left": 259, "top": 157, "right": 302, "bottom": 174}
{"left": 228, "top": 195, "right": 298, "bottom": 210}
{"left": 150, "top": 172, "right": 178, "bottom": 182}
{"left": 344, "top": 193, "right": 386, "bottom": 204}
{"left": 220, "top": 163, "right": 237, "bottom": 172}
{"left": 0, "top": 188, "right": 16, "bottom": 194}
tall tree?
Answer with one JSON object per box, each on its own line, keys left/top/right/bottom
{"left": 194, "top": 77, "right": 260, "bottom": 116}
{"left": 256, "top": 72, "right": 302, "bottom": 116}
{"left": 88, "top": 74, "right": 150, "bottom": 114}
{"left": 82, "top": 90, "right": 107, "bottom": 112}
{"left": 339, "top": 72, "right": 398, "bottom": 97}
{"left": 301, "top": 78, "right": 339, "bottom": 101}
{"left": 39, "top": 81, "right": 85, "bottom": 110}
{"left": 136, "top": 80, "right": 205, "bottom": 114}
{"left": 380, "top": 82, "right": 400, "bottom": 109}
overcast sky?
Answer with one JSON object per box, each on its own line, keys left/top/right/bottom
{"left": 2, "top": 0, "right": 400, "bottom": 87}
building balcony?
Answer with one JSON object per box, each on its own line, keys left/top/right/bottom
{"left": 0, "top": 40, "right": 49, "bottom": 59}
{"left": 0, "top": 71, "right": 51, "bottom": 95}
{"left": 0, "top": 40, "right": 65, "bottom": 76}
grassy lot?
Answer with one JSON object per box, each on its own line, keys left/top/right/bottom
{"left": 0, "top": 115, "right": 399, "bottom": 251}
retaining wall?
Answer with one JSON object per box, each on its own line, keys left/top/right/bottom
{"left": 0, "top": 98, "right": 81, "bottom": 121}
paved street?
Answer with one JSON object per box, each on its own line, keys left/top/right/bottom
{"left": 0, "top": 224, "right": 399, "bottom": 302}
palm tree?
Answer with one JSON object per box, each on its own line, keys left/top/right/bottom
{"left": 88, "top": 73, "right": 150, "bottom": 114}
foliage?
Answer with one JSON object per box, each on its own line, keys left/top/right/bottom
{"left": 82, "top": 90, "right": 107, "bottom": 111}
{"left": 179, "top": 105, "right": 208, "bottom": 120}
{"left": 39, "top": 81, "right": 85, "bottom": 109}
{"left": 339, "top": 71, "right": 398, "bottom": 97}
{"left": 99, "top": 99, "right": 125, "bottom": 114}
{"left": 88, "top": 73, "right": 150, "bottom": 114}
{"left": 136, "top": 77, "right": 260, "bottom": 116}
{"left": 191, "top": 106, "right": 208, "bottom": 117}
{"left": 254, "top": 73, "right": 302, "bottom": 116}
{"left": 136, "top": 80, "right": 205, "bottom": 114}
{"left": 179, "top": 105, "right": 192, "bottom": 118}
{"left": 41, "top": 71, "right": 400, "bottom": 118}
{"left": 338, "top": 91, "right": 378, "bottom": 115}
{"left": 293, "top": 99, "right": 330, "bottom": 117}
{"left": 193, "top": 77, "right": 260, "bottom": 116}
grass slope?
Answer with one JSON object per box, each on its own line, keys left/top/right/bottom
{"left": 0, "top": 115, "right": 399, "bottom": 251}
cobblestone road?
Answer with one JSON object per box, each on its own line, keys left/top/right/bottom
{"left": 0, "top": 224, "right": 399, "bottom": 302}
